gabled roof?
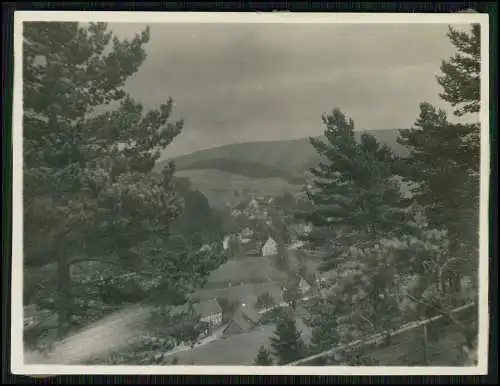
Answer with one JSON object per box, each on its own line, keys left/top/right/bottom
{"left": 263, "top": 237, "right": 276, "bottom": 245}
{"left": 192, "top": 299, "right": 222, "bottom": 317}
{"left": 240, "top": 304, "right": 260, "bottom": 324}
{"left": 230, "top": 304, "right": 261, "bottom": 332}
{"left": 241, "top": 294, "right": 259, "bottom": 307}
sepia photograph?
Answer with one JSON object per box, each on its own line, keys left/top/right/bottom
{"left": 11, "top": 11, "right": 489, "bottom": 376}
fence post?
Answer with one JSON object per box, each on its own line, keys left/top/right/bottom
{"left": 422, "top": 323, "right": 429, "bottom": 365}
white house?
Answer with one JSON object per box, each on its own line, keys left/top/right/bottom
{"left": 298, "top": 277, "right": 312, "bottom": 294}
{"left": 261, "top": 237, "right": 278, "bottom": 256}
{"left": 248, "top": 196, "right": 260, "bottom": 211}
{"left": 222, "top": 235, "right": 231, "bottom": 251}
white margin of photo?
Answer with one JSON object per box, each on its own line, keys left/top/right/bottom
{"left": 11, "top": 11, "right": 490, "bottom": 376}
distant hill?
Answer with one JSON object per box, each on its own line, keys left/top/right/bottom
{"left": 155, "top": 129, "right": 406, "bottom": 179}
{"left": 154, "top": 129, "right": 407, "bottom": 207}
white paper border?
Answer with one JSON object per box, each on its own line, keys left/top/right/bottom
{"left": 11, "top": 11, "right": 490, "bottom": 376}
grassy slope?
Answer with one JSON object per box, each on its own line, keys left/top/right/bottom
{"left": 156, "top": 129, "right": 405, "bottom": 207}
{"left": 157, "top": 129, "right": 406, "bottom": 176}
{"left": 174, "top": 169, "right": 302, "bottom": 208}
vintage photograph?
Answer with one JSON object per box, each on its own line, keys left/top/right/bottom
{"left": 12, "top": 12, "right": 489, "bottom": 375}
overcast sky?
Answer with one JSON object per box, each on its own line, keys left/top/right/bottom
{"left": 109, "top": 22, "right": 467, "bottom": 159}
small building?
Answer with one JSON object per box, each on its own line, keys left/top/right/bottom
{"left": 222, "top": 235, "right": 231, "bottom": 251}
{"left": 316, "top": 269, "right": 337, "bottom": 288}
{"left": 281, "top": 274, "right": 313, "bottom": 302}
{"left": 192, "top": 299, "right": 223, "bottom": 330}
{"left": 224, "top": 303, "right": 261, "bottom": 336}
{"left": 248, "top": 197, "right": 260, "bottom": 211}
{"left": 298, "top": 276, "right": 312, "bottom": 294}
{"left": 261, "top": 237, "right": 278, "bottom": 256}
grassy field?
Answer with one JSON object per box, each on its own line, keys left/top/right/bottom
{"left": 175, "top": 169, "right": 301, "bottom": 208}
{"left": 192, "top": 281, "right": 284, "bottom": 304}
{"left": 157, "top": 130, "right": 406, "bottom": 208}
{"left": 158, "top": 130, "right": 407, "bottom": 178}
{"left": 204, "top": 256, "right": 287, "bottom": 287}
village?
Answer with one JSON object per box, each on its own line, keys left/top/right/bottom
{"left": 156, "top": 194, "right": 327, "bottom": 365}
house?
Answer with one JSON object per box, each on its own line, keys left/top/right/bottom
{"left": 222, "top": 235, "right": 231, "bottom": 251}
{"left": 261, "top": 237, "right": 278, "bottom": 256}
{"left": 316, "top": 269, "right": 337, "bottom": 288}
{"left": 248, "top": 196, "right": 260, "bottom": 211}
{"left": 191, "top": 299, "right": 223, "bottom": 330}
{"left": 281, "top": 274, "right": 313, "bottom": 301}
{"left": 298, "top": 276, "right": 312, "bottom": 294}
{"left": 241, "top": 294, "right": 259, "bottom": 309}
{"left": 224, "top": 303, "right": 261, "bottom": 336}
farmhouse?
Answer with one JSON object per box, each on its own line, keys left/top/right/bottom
{"left": 224, "top": 303, "right": 261, "bottom": 335}
{"left": 297, "top": 276, "right": 312, "bottom": 294}
{"left": 261, "top": 237, "right": 278, "bottom": 256}
{"left": 191, "top": 299, "right": 223, "bottom": 330}
{"left": 281, "top": 274, "right": 313, "bottom": 299}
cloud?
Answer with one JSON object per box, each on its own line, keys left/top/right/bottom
{"left": 107, "top": 21, "right": 466, "bottom": 157}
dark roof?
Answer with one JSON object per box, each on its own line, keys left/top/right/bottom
{"left": 230, "top": 304, "right": 261, "bottom": 332}
{"left": 192, "top": 299, "right": 222, "bottom": 316}
{"left": 240, "top": 304, "right": 260, "bottom": 324}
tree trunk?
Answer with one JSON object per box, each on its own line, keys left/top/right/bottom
{"left": 447, "top": 239, "right": 463, "bottom": 304}
{"left": 56, "top": 253, "right": 73, "bottom": 337}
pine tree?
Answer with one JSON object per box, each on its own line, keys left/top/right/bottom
{"left": 397, "top": 24, "right": 481, "bottom": 298}
{"left": 254, "top": 345, "right": 273, "bottom": 365}
{"left": 270, "top": 311, "right": 305, "bottom": 365}
{"left": 299, "top": 109, "right": 413, "bottom": 350}
{"left": 22, "top": 22, "right": 225, "bottom": 336}
{"left": 299, "top": 108, "right": 410, "bottom": 272}
{"left": 436, "top": 24, "right": 480, "bottom": 117}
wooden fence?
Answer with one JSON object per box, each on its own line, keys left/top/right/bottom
{"left": 287, "top": 302, "right": 477, "bottom": 366}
